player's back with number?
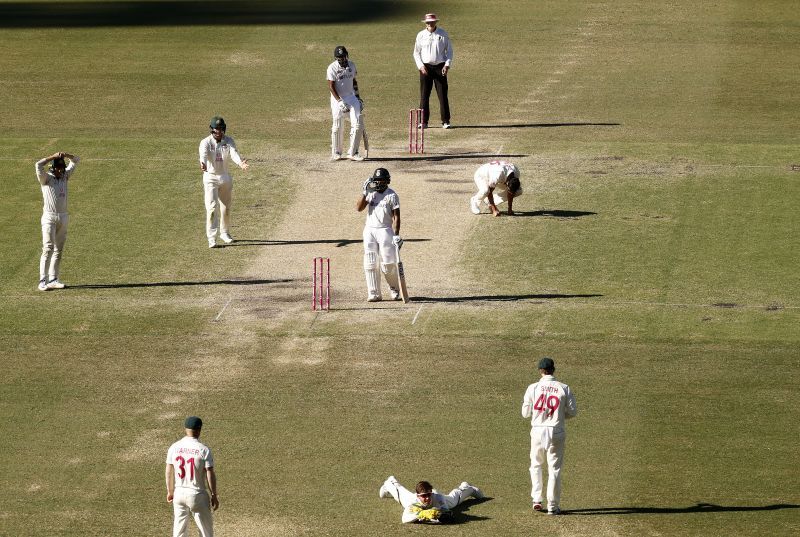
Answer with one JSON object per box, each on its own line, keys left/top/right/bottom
{"left": 523, "top": 377, "right": 577, "bottom": 432}
{"left": 167, "top": 436, "right": 214, "bottom": 491}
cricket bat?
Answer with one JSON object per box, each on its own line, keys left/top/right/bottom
{"left": 395, "top": 243, "right": 409, "bottom": 303}
{"left": 363, "top": 128, "right": 369, "bottom": 158}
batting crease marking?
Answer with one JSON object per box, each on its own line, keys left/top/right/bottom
{"left": 213, "top": 297, "right": 233, "bottom": 322}
{"left": 411, "top": 306, "right": 423, "bottom": 325}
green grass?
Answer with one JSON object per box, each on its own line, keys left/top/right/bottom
{"left": 2, "top": 1, "right": 800, "bottom": 536}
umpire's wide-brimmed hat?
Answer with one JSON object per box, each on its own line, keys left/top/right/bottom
{"left": 422, "top": 13, "right": 439, "bottom": 23}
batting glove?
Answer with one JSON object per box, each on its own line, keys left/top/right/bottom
{"left": 338, "top": 100, "right": 350, "bottom": 113}
{"left": 392, "top": 235, "right": 403, "bottom": 249}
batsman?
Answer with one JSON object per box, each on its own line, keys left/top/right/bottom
{"left": 356, "top": 168, "right": 404, "bottom": 302}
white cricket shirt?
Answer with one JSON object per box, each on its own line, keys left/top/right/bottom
{"left": 166, "top": 436, "right": 215, "bottom": 492}
{"left": 36, "top": 157, "right": 79, "bottom": 214}
{"left": 475, "top": 161, "right": 518, "bottom": 189}
{"left": 326, "top": 60, "right": 358, "bottom": 100}
{"left": 522, "top": 375, "right": 577, "bottom": 433}
{"left": 364, "top": 188, "right": 399, "bottom": 228}
{"left": 199, "top": 134, "right": 244, "bottom": 180}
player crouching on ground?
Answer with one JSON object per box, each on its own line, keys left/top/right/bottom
{"left": 470, "top": 160, "right": 522, "bottom": 216}
{"left": 356, "top": 168, "right": 403, "bottom": 301}
{"left": 379, "top": 477, "right": 483, "bottom": 524}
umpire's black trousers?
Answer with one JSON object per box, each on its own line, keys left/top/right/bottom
{"left": 419, "top": 62, "right": 450, "bottom": 126}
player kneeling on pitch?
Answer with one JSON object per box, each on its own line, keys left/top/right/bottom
{"left": 379, "top": 477, "right": 484, "bottom": 524}
{"left": 356, "top": 168, "right": 403, "bottom": 302}
{"left": 471, "top": 160, "right": 522, "bottom": 216}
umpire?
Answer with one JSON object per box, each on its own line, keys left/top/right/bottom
{"left": 413, "top": 13, "right": 454, "bottom": 129}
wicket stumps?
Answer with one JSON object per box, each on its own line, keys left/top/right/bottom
{"left": 409, "top": 108, "right": 424, "bottom": 154}
{"left": 312, "top": 257, "right": 331, "bottom": 311}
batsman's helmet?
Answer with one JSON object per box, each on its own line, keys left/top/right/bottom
{"left": 334, "top": 45, "right": 348, "bottom": 59}
{"left": 51, "top": 157, "right": 66, "bottom": 172}
{"left": 209, "top": 116, "right": 226, "bottom": 132}
{"left": 371, "top": 167, "right": 391, "bottom": 183}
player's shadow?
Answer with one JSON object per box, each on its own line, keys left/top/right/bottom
{"left": 412, "top": 293, "right": 602, "bottom": 303}
{"left": 446, "top": 497, "right": 493, "bottom": 524}
{"left": 512, "top": 209, "right": 597, "bottom": 218}
{"left": 564, "top": 503, "right": 800, "bottom": 515}
{"left": 68, "top": 278, "right": 292, "bottom": 290}
{"left": 224, "top": 239, "right": 431, "bottom": 248}
{"left": 368, "top": 153, "right": 527, "bottom": 163}
{"left": 449, "top": 122, "right": 621, "bottom": 129}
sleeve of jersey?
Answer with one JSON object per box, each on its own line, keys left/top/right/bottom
{"left": 565, "top": 387, "right": 578, "bottom": 418}
{"left": 205, "top": 448, "right": 215, "bottom": 468}
{"left": 165, "top": 446, "right": 173, "bottom": 465}
{"left": 199, "top": 139, "right": 208, "bottom": 164}
{"left": 228, "top": 139, "right": 244, "bottom": 167}
{"left": 326, "top": 64, "right": 335, "bottom": 82}
{"left": 521, "top": 385, "right": 534, "bottom": 418}
{"left": 391, "top": 193, "right": 400, "bottom": 210}
{"left": 35, "top": 159, "right": 49, "bottom": 185}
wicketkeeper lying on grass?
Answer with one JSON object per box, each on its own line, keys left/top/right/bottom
{"left": 378, "top": 476, "right": 483, "bottom": 524}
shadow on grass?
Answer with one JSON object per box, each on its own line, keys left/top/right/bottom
{"left": 223, "top": 238, "right": 431, "bottom": 248}
{"left": 449, "top": 122, "right": 621, "bottom": 129}
{"left": 411, "top": 293, "right": 602, "bottom": 303}
{"left": 512, "top": 209, "right": 597, "bottom": 218}
{"left": 0, "top": 0, "right": 405, "bottom": 28}
{"left": 444, "top": 497, "right": 493, "bottom": 524}
{"left": 367, "top": 153, "right": 527, "bottom": 163}
{"left": 565, "top": 503, "right": 800, "bottom": 515}
{"left": 68, "top": 278, "right": 292, "bottom": 290}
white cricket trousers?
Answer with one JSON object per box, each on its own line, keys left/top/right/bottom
{"left": 40, "top": 211, "right": 68, "bottom": 281}
{"left": 529, "top": 426, "right": 566, "bottom": 510}
{"left": 204, "top": 176, "right": 232, "bottom": 240}
{"left": 172, "top": 489, "right": 214, "bottom": 537}
{"left": 362, "top": 226, "right": 397, "bottom": 263}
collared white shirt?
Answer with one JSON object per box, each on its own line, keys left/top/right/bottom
{"left": 327, "top": 59, "right": 358, "bottom": 100}
{"left": 522, "top": 375, "right": 578, "bottom": 433}
{"left": 166, "top": 436, "right": 215, "bottom": 492}
{"left": 199, "top": 134, "right": 244, "bottom": 180}
{"left": 475, "top": 160, "right": 519, "bottom": 189}
{"left": 413, "top": 27, "right": 453, "bottom": 69}
{"left": 36, "top": 157, "right": 79, "bottom": 214}
{"left": 364, "top": 187, "right": 399, "bottom": 228}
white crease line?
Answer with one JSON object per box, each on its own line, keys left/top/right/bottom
{"left": 213, "top": 297, "right": 233, "bottom": 322}
{"left": 411, "top": 306, "right": 423, "bottom": 325}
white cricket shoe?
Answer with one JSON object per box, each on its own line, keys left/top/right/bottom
{"left": 379, "top": 476, "right": 396, "bottom": 498}
{"left": 330, "top": 153, "right": 342, "bottom": 161}
{"left": 348, "top": 153, "right": 365, "bottom": 162}
{"left": 208, "top": 238, "right": 217, "bottom": 248}
{"left": 367, "top": 294, "right": 382, "bottom": 302}
{"left": 442, "top": 122, "right": 451, "bottom": 129}
{"left": 470, "top": 198, "right": 481, "bottom": 215}
{"left": 38, "top": 279, "right": 49, "bottom": 291}
{"left": 220, "top": 233, "right": 234, "bottom": 244}
{"left": 547, "top": 507, "right": 561, "bottom": 515}
{"left": 533, "top": 502, "right": 543, "bottom": 511}
{"left": 47, "top": 279, "right": 65, "bottom": 290}
{"left": 389, "top": 288, "right": 401, "bottom": 301}
{"left": 459, "top": 482, "right": 484, "bottom": 499}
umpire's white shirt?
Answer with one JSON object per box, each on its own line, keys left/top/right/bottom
{"left": 364, "top": 188, "right": 399, "bottom": 228}
{"left": 413, "top": 27, "right": 453, "bottom": 69}
{"left": 327, "top": 60, "right": 357, "bottom": 100}
{"left": 199, "top": 134, "right": 244, "bottom": 180}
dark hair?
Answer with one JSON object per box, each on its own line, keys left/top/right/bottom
{"left": 52, "top": 157, "right": 66, "bottom": 170}
{"left": 415, "top": 481, "right": 433, "bottom": 494}
{"left": 507, "top": 176, "right": 520, "bottom": 194}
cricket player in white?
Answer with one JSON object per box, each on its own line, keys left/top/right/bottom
{"left": 327, "top": 45, "right": 366, "bottom": 161}
{"left": 521, "top": 357, "right": 577, "bottom": 515}
{"left": 471, "top": 160, "right": 523, "bottom": 216}
{"left": 166, "top": 416, "right": 218, "bottom": 537}
{"left": 356, "top": 168, "right": 403, "bottom": 301}
{"left": 379, "top": 477, "right": 483, "bottom": 524}
{"left": 199, "top": 116, "right": 249, "bottom": 248}
{"left": 35, "top": 151, "right": 80, "bottom": 291}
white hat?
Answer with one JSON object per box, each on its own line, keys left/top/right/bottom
{"left": 422, "top": 13, "right": 439, "bottom": 23}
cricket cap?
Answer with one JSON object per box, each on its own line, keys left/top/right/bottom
{"left": 537, "top": 357, "right": 555, "bottom": 371}
{"left": 184, "top": 416, "right": 203, "bottom": 430}
{"left": 422, "top": 13, "right": 439, "bottom": 23}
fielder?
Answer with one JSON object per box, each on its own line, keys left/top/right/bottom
{"left": 165, "top": 416, "right": 219, "bottom": 537}
{"left": 199, "top": 116, "right": 249, "bottom": 248}
{"left": 35, "top": 151, "right": 80, "bottom": 291}
{"left": 379, "top": 477, "right": 483, "bottom": 524}
{"left": 356, "top": 168, "right": 403, "bottom": 302}
{"left": 470, "top": 160, "right": 522, "bottom": 216}
{"left": 327, "top": 45, "right": 366, "bottom": 161}
{"left": 521, "top": 357, "right": 577, "bottom": 515}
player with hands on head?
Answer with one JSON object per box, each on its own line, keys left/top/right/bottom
{"left": 199, "top": 116, "right": 249, "bottom": 248}
{"left": 521, "top": 357, "right": 577, "bottom": 515}
{"left": 379, "top": 477, "right": 483, "bottom": 524}
{"left": 327, "top": 45, "right": 367, "bottom": 161}
{"left": 356, "top": 167, "right": 403, "bottom": 302}
{"left": 470, "top": 160, "right": 522, "bottom": 216}
{"left": 35, "top": 151, "right": 80, "bottom": 291}
{"left": 165, "top": 416, "right": 219, "bottom": 537}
